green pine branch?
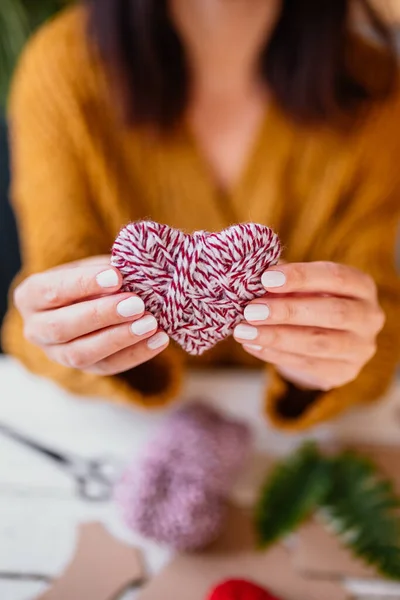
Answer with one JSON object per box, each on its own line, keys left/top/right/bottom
{"left": 321, "top": 452, "right": 400, "bottom": 579}
{"left": 254, "top": 443, "right": 400, "bottom": 580}
{"left": 255, "top": 442, "right": 331, "bottom": 548}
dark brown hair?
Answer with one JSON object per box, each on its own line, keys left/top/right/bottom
{"left": 85, "top": 0, "right": 397, "bottom": 130}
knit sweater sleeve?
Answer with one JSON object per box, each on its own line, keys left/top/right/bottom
{"left": 265, "top": 102, "right": 400, "bottom": 431}
{"left": 1, "top": 14, "right": 183, "bottom": 408}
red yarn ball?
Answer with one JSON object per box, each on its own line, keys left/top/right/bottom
{"left": 208, "top": 580, "right": 282, "bottom": 600}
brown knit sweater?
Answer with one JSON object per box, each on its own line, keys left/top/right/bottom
{"left": 2, "top": 7, "right": 400, "bottom": 430}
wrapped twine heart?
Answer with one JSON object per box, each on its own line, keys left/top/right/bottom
{"left": 111, "top": 221, "right": 281, "bottom": 355}
{"left": 114, "top": 402, "right": 252, "bottom": 551}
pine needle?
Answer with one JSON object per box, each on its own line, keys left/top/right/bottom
{"left": 254, "top": 443, "right": 400, "bottom": 579}
{"left": 255, "top": 441, "right": 331, "bottom": 548}
{"left": 322, "top": 452, "right": 400, "bottom": 580}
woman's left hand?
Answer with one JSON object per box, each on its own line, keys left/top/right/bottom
{"left": 234, "top": 262, "right": 386, "bottom": 391}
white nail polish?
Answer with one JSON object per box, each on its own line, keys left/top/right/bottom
{"left": 96, "top": 269, "right": 119, "bottom": 288}
{"left": 244, "top": 304, "right": 270, "bottom": 322}
{"left": 234, "top": 324, "right": 258, "bottom": 341}
{"left": 131, "top": 315, "right": 157, "bottom": 336}
{"left": 261, "top": 271, "right": 286, "bottom": 288}
{"left": 147, "top": 332, "right": 169, "bottom": 350}
{"left": 117, "top": 296, "right": 145, "bottom": 317}
{"left": 244, "top": 344, "right": 263, "bottom": 352}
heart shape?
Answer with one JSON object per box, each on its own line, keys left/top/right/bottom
{"left": 111, "top": 221, "right": 281, "bottom": 355}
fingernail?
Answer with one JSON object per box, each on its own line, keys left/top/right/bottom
{"left": 244, "top": 304, "right": 270, "bottom": 322}
{"left": 117, "top": 296, "right": 145, "bottom": 317}
{"left": 131, "top": 314, "right": 157, "bottom": 336}
{"left": 261, "top": 271, "right": 286, "bottom": 288}
{"left": 244, "top": 344, "right": 263, "bottom": 352}
{"left": 96, "top": 269, "right": 119, "bottom": 288}
{"left": 147, "top": 332, "right": 169, "bottom": 350}
{"left": 234, "top": 324, "right": 258, "bottom": 341}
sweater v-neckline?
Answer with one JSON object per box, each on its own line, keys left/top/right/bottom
{"left": 179, "top": 101, "right": 278, "bottom": 225}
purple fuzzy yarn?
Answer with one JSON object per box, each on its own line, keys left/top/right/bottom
{"left": 116, "top": 457, "right": 225, "bottom": 550}
{"left": 115, "top": 402, "right": 252, "bottom": 551}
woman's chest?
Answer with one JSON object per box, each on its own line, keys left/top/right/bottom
{"left": 88, "top": 114, "right": 355, "bottom": 259}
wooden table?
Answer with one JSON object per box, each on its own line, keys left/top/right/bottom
{"left": 1, "top": 355, "right": 400, "bottom": 600}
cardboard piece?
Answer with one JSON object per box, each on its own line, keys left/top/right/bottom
{"left": 137, "top": 505, "right": 347, "bottom": 600}
{"left": 293, "top": 444, "right": 400, "bottom": 579}
{"left": 35, "top": 522, "right": 145, "bottom": 600}
{"left": 293, "top": 520, "right": 376, "bottom": 579}
{"left": 351, "top": 444, "right": 400, "bottom": 494}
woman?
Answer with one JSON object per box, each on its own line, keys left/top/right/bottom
{"left": 2, "top": 0, "right": 400, "bottom": 430}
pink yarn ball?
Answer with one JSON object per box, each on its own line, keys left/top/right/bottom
{"left": 116, "top": 457, "right": 225, "bottom": 551}
{"left": 115, "top": 403, "right": 252, "bottom": 551}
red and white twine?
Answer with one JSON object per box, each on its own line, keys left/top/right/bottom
{"left": 111, "top": 221, "right": 281, "bottom": 355}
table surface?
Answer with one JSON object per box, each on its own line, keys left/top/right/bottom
{"left": 1, "top": 355, "right": 400, "bottom": 600}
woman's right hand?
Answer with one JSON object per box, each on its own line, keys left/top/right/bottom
{"left": 14, "top": 256, "right": 169, "bottom": 375}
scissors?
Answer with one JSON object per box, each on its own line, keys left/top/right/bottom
{"left": 0, "top": 422, "right": 122, "bottom": 502}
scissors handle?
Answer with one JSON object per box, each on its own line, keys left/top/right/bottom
{"left": 68, "top": 457, "right": 121, "bottom": 502}
{"left": 77, "top": 476, "right": 114, "bottom": 502}
{"left": 0, "top": 422, "right": 121, "bottom": 503}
